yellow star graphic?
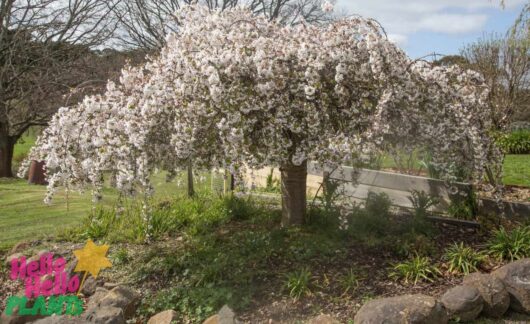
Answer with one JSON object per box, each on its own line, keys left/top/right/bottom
{"left": 73, "top": 239, "right": 112, "bottom": 279}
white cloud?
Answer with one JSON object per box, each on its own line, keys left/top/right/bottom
{"left": 387, "top": 33, "right": 408, "bottom": 46}
{"left": 418, "top": 14, "right": 489, "bottom": 33}
{"left": 335, "top": 0, "right": 525, "bottom": 35}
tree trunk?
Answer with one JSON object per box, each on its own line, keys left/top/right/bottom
{"left": 187, "top": 163, "right": 194, "bottom": 197}
{"left": 0, "top": 132, "right": 14, "bottom": 178}
{"left": 28, "top": 160, "right": 47, "bottom": 185}
{"left": 280, "top": 161, "right": 307, "bottom": 227}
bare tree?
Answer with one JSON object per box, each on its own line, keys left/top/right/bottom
{"left": 461, "top": 33, "right": 530, "bottom": 129}
{"left": 0, "top": 0, "right": 118, "bottom": 177}
{"left": 112, "top": 0, "right": 333, "bottom": 50}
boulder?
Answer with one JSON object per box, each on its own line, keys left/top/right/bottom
{"left": 0, "top": 290, "right": 46, "bottom": 324}
{"left": 203, "top": 315, "right": 219, "bottom": 324}
{"left": 87, "top": 287, "right": 110, "bottom": 310}
{"left": 5, "top": 253, "right": 23, "bottom": 267}
{"left": 81, "top": 277, "right": 100, "bottom": 296}
{"left": 103, "top": 282, "right": 120, "bottom": 290}
{"left": 306, "top": 314, "right": 340, "bottom": 323}
{"left": 84, "top": 306, "right": 126, "bottom": 324}
{"left": 0, "top": 312, "right": 45, "bottom": 324}
{"left": 353, "top": 294, "right": 448, "bottom": 324}
{"left": 9, "top": 242, "right": 30, "bottom": 254}
{"left": 147, "top": 310, "right": 178, "bottom": 324}
{"left": 27, "top": 250, "right": 50, "bottom": 263}
{"left": 65, "top": 259, "right": 78, "bottom": 275}
{"left": 440, "top": 285, "right": 483, "bottom": 321}
{"left": 97, "top": 286, "right": 141, "bottom": 319}
{"left": 463, "top": 272, "right": 510, "bottom": 318}
{"left": 493, "top": 258, "right": 530, "bottom": 313}
{"left": 32, "top": 315, "right": 91, "bottom": 324}
{"left": 202, "top": 305, "right": 238, "bottom": 324}
{"left": 218, "top": 305, "right": 236, "bottom": 323}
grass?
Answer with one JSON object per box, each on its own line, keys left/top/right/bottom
{"left": 503, "top": 154, "right": 530, "bottom": 187}
{"left": 0, "top": 173, "right": 215, "bottom": 251}
{"left": 379, "top": 153, "right": 529, "bottom": 187}
{"left": 13, "top": 130, "right": 37, "bottom": 157}
{"left": 0, "top": 178, "right": 109, "bottom": 251}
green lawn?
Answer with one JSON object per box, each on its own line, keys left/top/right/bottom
{"left": 0, "top": 172, "right": 214, "bottom": 252}
{"left": 0, "top": 178, "right": 117, "bottom": 251}
{"left": 13, "top": 129, "right": 38, "bottom": 157}
{"left": 503, "top": 155, "right": 530, "bottom": 187}
{"left": 378, "top": 153, "right": 529, "bottom": 187}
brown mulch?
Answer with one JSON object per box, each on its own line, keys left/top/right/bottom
{"left": 480, "top": 185, "right": 530, "bottom": 204}
{"left": 237, "top": 223, "right": 490, "bottom": 323}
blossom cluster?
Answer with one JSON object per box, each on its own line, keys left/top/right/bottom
{"left": 19, "top": 5, "right": 497, "bottom": 202}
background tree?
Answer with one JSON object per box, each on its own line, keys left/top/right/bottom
{"left": 111, "top": 0, "right": 333, "bottom": 50}
{"left": 0, "top": 0, "right": 119, "bottom": 177}
{"left": 461, "top": 32, "right": 530, "bottom": 128}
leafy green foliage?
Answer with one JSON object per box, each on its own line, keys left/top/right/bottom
{"left": 447, "top": 190, "right": 477, "bottom": 220}
{"left": 347, "top": 192, "right": 392, "bottom": 241}
{"left": 407, "top": 190, "right": 438, "bottom": 235}
{"left": 497, "top": 130, "right": 530, "bottom": 154}
{"left": 419, "top": 152, "right": 442, "bottom": 179}
{"left": 443, "top": 242, "right": 486, "bottom": 275}
{"left": 307, "top": 177, "right": 343, "bottom": 231}
{"left": 112, "top": 247, "right": 131, "bottom": 265}
{"left": 390, "top": 255, "right": 441, "bottom": 284}
{"left": 285, "top": 268, "right": 312, "bottom": 299}
{"left": 69, "top": 192, "right": 271, "bottom": 243}
{"left": 409, "top": 190, "right": 438, "bottom": 217}
{"left": 141, "top": 285, "right": 237, "bottom": 323}
{"left": 487, "top": 226, "right": 530, "bottom": 261}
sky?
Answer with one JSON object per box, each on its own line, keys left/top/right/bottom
{"left": 335, "top": 0, "right": 528, "bottom": 59}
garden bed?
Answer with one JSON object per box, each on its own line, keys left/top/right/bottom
{"left": 1, "top": 193, "right": 528, "bottom": 323}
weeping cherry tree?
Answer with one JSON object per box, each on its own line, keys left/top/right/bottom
{"left": 20, "top": 5, "right": 497, "bottom": 227}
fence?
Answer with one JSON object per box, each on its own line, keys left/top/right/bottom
{"left": 245, "top": 163, "right": 530, "bottom": 218}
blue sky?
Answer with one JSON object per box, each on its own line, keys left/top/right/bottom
{"left": 335, "top": 0, "right": 527, "bottom": 59}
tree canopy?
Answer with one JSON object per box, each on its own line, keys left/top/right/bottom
{"left": 21, "top": 5, "right": 498, "bottom": 223}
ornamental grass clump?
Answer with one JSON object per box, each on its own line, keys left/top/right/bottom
{"left": 487, "top": 226, "right": 530, "bottom": 261}
{"left": 443, "top": 242, "right": 486, "bottom": 275}
{"left": 390, "top": 255, "right": 441, "bottom": 285}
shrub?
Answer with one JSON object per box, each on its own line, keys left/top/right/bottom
{"left": 82, "top": 207, "right": 116, "bottom": 240}
{"left": 365, "top": 191, "right": 392, "bottom": 220}
{"left": 285, "top": 268, "right": 312, "bottom": 299}
{"left": 390, "top": 255, "right": 441, "bottom": 284}
{"left": 308, "top": 177, "right": 343, "bottom": 231}
{"left": 348, "top": 192, "right": 392, "bottom": 239}
{"left": 447, "top": 190, "right": 477, "bottom": 221}
{"left": 407, "top": 190, "right": 438, "bottom": 235}
{"left": 443, "top": 242, "right": 486, "bottom": 275}
{"left": 487, "top": 226, "right": 530, "bottom": 261}
{"left": 496, "top": 130, "right": 530, "bottom": 154}
{"left": 409, "top": 190, "right": 438, "bottom": 217}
